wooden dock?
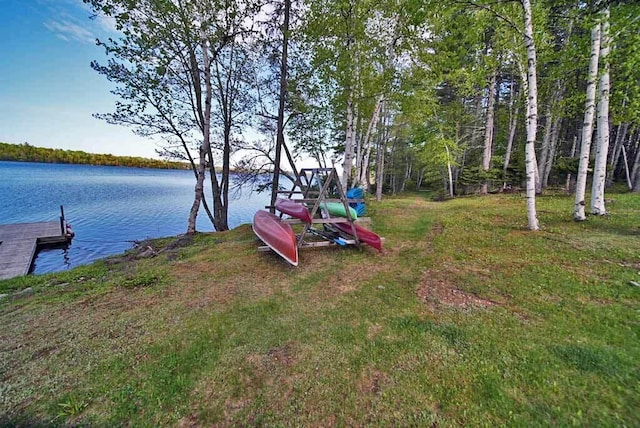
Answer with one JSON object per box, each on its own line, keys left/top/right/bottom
{"left": 0, "top": 220, "right": 71, "bottom": 280}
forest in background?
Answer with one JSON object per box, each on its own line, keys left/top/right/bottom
{"left": 83, "top": 0, "right": 640, "bottom": 232}
{"left": 0, "top": 142, "right": 190, "bottom": 169}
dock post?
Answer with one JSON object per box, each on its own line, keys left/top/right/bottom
{"left": 60, "top": 205, "right": 65, "bottom": 236}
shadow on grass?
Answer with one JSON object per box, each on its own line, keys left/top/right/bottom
{"left": 550, "top": 344, "right": 621, "bottom": 376}
{"left": 585, "top": 219, "right": 640, "bottom": 237}
{"left": 391, "top": 315, "right": 469, "bottom": 351}
{"left": 0, "top": 414, "right": 70, "bottom": 428}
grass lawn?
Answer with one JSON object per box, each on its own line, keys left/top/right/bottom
{"left": 1, "top": 191, "right": 639, "bottom": 426}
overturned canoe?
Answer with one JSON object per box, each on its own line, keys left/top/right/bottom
{"left": 334, "top": 222, "right": 382, "bottom": 252}
{"left": 253, "top": 210, "right": 299, "bottom": 266}
{"left": 322, "top": 202, "right": 358, "bottom": 220}
{"left": 275, "top": 198, "right": 312, "bottom": 223}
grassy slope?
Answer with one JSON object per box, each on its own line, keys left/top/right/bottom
{"left": 1, "top": 192, "right": 639, "bottom": 426}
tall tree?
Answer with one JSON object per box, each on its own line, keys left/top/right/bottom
{"left": 521, "top": 0, "right": 540, "bottom": 230}
{"left": 573, "top": 22, "right": 601, "bottom": 221}
{"left": 481, "top": 66, "right": 497, "bottom": 195}
{"left": 304, "top": 0, "right": 391, "bottom": 188}
{"left": 187, "top": 16, "right": 215, "bottom": 233}
{"left": 502, "top": 76, "right": 520, "bottom": 185}
{"left": 270, "top": 0, "right": 291, "bottom": 211}
{"left": 85, "top": 0, "right": 259, "bottom": 232}
{"left": 590, "top": 8, "right": 611, "bottom": 216}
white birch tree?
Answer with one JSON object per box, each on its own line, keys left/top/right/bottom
{"left": 590, "top": 8, "right": 611, "bottom": 216}
{"left": 573, "top": 23, "right": 601, "bottom": 221}
{"left": 522, "top": 0, "right": 539, "bottom": 230}
{"left": 343, "top": 92, "right": 356, "bottom": 186}
{"left": 480, "top": 68, "right": 497, "bottom": 195}
{"left": 355, "top": 94, "right": 384, "bottom": 187}
{"left": 503, "top": 74, "right": 520, "bottom": 187}
{"left": 187, "top": 17, "right": 214, "bottom": 233}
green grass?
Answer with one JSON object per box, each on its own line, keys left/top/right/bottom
{"left": 1, "top": 192, "right": 639, "bottom": 426}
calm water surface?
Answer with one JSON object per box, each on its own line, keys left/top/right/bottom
{"left": 0, "top": 161, "right": 270, "bottom": 274}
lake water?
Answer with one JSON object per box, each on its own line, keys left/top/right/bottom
{"left": 0, "top": 161, "right": 271, "bottom": 275}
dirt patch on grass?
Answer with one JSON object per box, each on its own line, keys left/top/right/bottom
{"left": 367, "top": 323, "right": 383, "bottom": 339}
{"left": 246, "top": 342, "right": 298, "bottom": 369}
{"left": 177, "top": 413, "right": 201, "bottom": 428}
{"left": 358, "top": 368, "right": 389, "bottom": 395}
{"left": 266, "top": 342, "right": 297, "bottom": 367}
{"left": 419, "top": 269, "right": 496, "bottom": 309}
{"left": 425, "top": 222, "right": 444, "bottom": 254}
{"left": 324, "top": 258, "right": 389, "bottom": 298}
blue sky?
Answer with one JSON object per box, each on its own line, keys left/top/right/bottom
{"left": 0, "top": 0, "right": 160, "bottom": 158}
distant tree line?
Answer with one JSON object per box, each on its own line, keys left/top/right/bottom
{"left": 0, "top": 142, "right": 190, "bottom": 170}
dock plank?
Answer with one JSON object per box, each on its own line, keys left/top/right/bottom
{"left": 0, "top": 221, "right": 62, "bottom": 240}
{"left": 0, "top": 220, "right": 69, "bottom": 280}
{"left": 0, "top": 239, "right": 38, "bottom": 279}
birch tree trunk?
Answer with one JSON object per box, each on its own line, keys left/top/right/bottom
{"left": 628, "top": 128, "right": 640, "bottom": 190}
{"left": 590, "top": 9, "right": 610, "bottom": 216}
{"left": 565, "top": 135, "right": 578, "bottom": 192}
{"left": 187, "top": 24, "right": 214, "bottom": 234}
{"left": 187, "top": 146, "right": 207, "bottom": 234}
{"left": 522, "top": 0, "right": 539, "bottom": 230}
{"left": 607, "top": 123, "right": 629, "bottom": 186}
{"left": 356, "top": 95, "right": 384, "bottom": 188}
{"left": 573, "top": 23, "right": 601, "bottom": 221}
{"left": 543, "top": 116, "right": 562, "bottom": 188}
{"left": 621, "top": 145, "right": 632, "bottom": 190}
{"left": 539, "top": 83, "right": 563, "bottom": 189}
{"left": 351, "top": 91, "right": 360, "bottom": 180}
{"left": 343, "top": 91, "right": 355, "bottom": 187}
{"left": 375, "top": 107, "right": 389, "bottom": 201}
{"left": 537, "top": 104, "right": 553, "bottom": 192}
{"left": 634, "top": 162, "right": 640, "bottom": 192}
{"left": 539, "top": 102, "right": 562, "bottom": 191}
{"left": 481, "top": 69, "right": 497, "bottom": 195}
{"left": 354, "top": 81, "right": 365, "bottom": 185}
{"left": 401, "top": 158, "right": 412, "bottom": 192}
{"left": 503, "top": 84, "right": 519, "bottom": 187}
{"left": 633, "top": 151, "right": 640, "bottom": 192}
{"left": 471, "top": 95, "right": 485, "bottom": 163}
{"left": 375, "top": 138, "right": 386, "bottom": 201}
{"left": 445, "top": 144, "right": 454, "bottom": 198}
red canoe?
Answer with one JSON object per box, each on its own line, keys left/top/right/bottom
{"left": 253, "top": 210, "right": 299, "bottom": 266}
{"left": 275, "top": 198, "right": 312, "bottom": 223}
{"left": 334, "top": 222, "right": 383, "bottom": 252}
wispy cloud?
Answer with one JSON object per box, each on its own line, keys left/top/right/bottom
{"left": 73, "top": 0, "right": 120, "bottom": 35}
{"left": 39, "top": 0, "right": 121, "bottom": 45}
{"left": 43, "top": 18, "right": 96, "bottom": 44}
{"left": 94, "top": 14, "right": 118, "bottom": 34}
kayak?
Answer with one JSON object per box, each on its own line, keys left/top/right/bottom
{"left": 253, "top": 210, "right": 298, "bottom": 266}
{"left": 334, "top": 222, "right": 382, "bottom": 252}
{"left": 322, "top": 202, "right": 358, "bottom": 220}
{"left": 275, "top": 198, "right": 312, "bottom": 223}
{"left": 347, "top": 188, "right": 366, "bottom": 216}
